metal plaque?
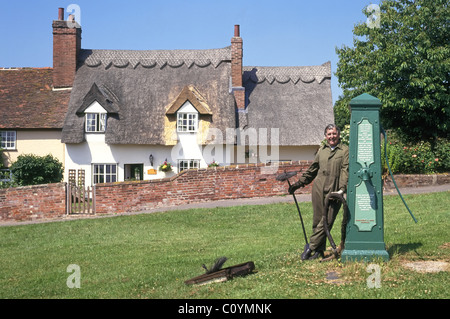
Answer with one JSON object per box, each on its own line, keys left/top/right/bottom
{"left": 354, "top": 181, "right": 377, "bottom": 231}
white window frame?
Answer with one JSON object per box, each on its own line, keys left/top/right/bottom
{"left": 85, "top": 113, "right": 107, "bottom": 133}
{"left": 177, "top": 113, "right": 198, "bottom": 132}
{"left": 178, "top": 159, "right": 200, "bottom": 172}
{"left": 92, "top": 163, "right": 117, "bottom": 184}
{"left": 0, "top": 131, "right": 16, "bottom": 150}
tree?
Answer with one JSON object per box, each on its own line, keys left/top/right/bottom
{"left": 10, "top": 154, "right": 64, "bottom": 186}
{"left": 335, "top": 0, "right": 449, "bottom": 142}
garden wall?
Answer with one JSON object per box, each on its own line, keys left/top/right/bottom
{"left": 1, "top": 166, "right": 448, "bottom": 222}
{"left": 384, "top": 173, "right": 450, "bottom": 189}
{"left": 0, "top": 182, "right": 66, "bottom": 222}
{"left": 95, "top": 161, "right": 314, "bottom": 214}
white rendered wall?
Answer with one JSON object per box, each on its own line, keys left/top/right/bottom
{"left": 65, "top": 137, "right": 319, "bottom": 186}
{"left": 64, "top": 133, "right": 235, "bottom": 185}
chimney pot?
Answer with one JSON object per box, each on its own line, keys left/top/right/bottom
{"left": 234, "top": 25, "right": 240, "bottom": 37}
{"left": 58, "top": 7, "right": 64, "bottom": 20}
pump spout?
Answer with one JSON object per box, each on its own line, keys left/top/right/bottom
{"left": 358, "top": 163, "right": 373, "bottom": 181}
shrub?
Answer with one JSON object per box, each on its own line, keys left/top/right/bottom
{"left": 340, "top": 124, "right": 350, "bottom": 145}
{"left": 10, "top": 154, "right": 64, "bottom": 186}
{"left": 381, "top": 131, "right": 450, "bottom": 174}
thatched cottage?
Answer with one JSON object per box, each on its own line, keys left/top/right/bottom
{"left": 1, "top": 8, "right": 334, "bottom": 186}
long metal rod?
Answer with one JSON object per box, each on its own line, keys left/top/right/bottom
{"left": 381, "top": 127, "right": 418, "bottom": 223}
{"left": 287, "top": 179, "right": 309, "bottom": 245}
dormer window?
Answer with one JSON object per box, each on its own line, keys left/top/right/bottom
{"left": 84, "top": 101, "right": 108, "bottom": 133}
{"left": 165, "top": 86, "right": 212, "bottom": 134}
{"left": 86, "top": 113, "right": 107, "bottom": 132}
{"left": 76, "top": 83, "right": 120, "bottom": 135}
{"left": 176, "top": 101, "right": 199, "bottom": 133}
{"left": 177, "top": 112, "right": 198, "bottom": 132}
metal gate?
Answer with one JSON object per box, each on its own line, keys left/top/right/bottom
{"left": 67, "top": 169, "right": 95, "bottom": 215}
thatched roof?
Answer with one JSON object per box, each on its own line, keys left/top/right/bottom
{"left": 242, "top": 62, "right": 333, "bottom": 146}
{"left": 76, "top": 82, "right": 120, "bottom": 114}
{"left": 62, "top": 47, "right": 235, "bottom": 144}
{"left": 80, "top": 47, "right": 231, "bottom": 69}
{"left": 61, "top": 46, "right": 333, "bottom": 147}
{"left": 165, "top": 85, "right": 212, "bottom": 115}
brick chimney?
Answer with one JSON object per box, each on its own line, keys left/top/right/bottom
{"left": 231, "top": 25, "right": 245, "bottom": 111}
{"left": 52, "top": 7, "right": 81, "bottom": 89}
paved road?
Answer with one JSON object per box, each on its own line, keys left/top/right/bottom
{"left": 1, "top": 183, "right": 449, "bottom": 227}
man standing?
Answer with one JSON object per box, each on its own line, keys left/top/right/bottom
{"left": 289, "top": 124, "right": 349, "bottom": 260}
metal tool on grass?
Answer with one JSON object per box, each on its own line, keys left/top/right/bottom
{"left": 276, "top": 170, "right": 310, "bottom": 252}
{"left": 185, "top": 258, "right": 255, "bottom": 285}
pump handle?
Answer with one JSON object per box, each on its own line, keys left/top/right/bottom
{"left": 381, "top": 127, "right": 418, "bottom": 223}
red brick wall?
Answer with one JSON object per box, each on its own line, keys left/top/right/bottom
{"left": 384, "top": 173, "right": 450, "bottom": 189}
{"left": 0, "top": 183, "right": 66, "bottom": 222}
{"left": 1, "top": 170, "right": 447, "bottom": 222}
{"left": 95, "top": 161, "right": 313, "bottom": 214}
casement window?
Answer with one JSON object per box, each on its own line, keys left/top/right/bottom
{"left": 178, "top": 159, "right": 200, "bottom": 172}
{"left": 92, "top": 164, "right": 117, "bottom": 184}
{"left": 177, "top": 112, "right": 198, "bottom": 132}
{"left": 85, "top": 113, "right": 107, "bottom": 132}
{"left": 0, "top": 131, "right": 16, "bottom": 150}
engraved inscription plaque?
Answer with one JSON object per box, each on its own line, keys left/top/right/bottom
{"left": 354, "top": 119, "right": 376, "bottom": 231}
{"left": 357, "top": 119, "right": 374, "bottom": 166}
{"left": 354, "top": 182, "right": 377, "bottom": 231}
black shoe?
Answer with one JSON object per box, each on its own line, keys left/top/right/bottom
{"left": 301, "top": 248, "right": 312, "bottom": 260}
{"left": 308, "top": 250, "right": 324, "bottom": 260}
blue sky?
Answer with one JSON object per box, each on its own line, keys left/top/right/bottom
{"left": 0, "top": 0, "right": 381, "bottom": 104}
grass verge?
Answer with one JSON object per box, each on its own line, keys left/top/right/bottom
{"left": 0, "top": 191, "right": 449, "bottom": 299}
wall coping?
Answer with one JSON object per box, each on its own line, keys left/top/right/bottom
{"left": 94, "top": 161, "right": 313, "bottom": 188}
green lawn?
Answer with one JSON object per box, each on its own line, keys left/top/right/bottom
{"left": 0, "top": 191, "right": 449, "bottom": 299}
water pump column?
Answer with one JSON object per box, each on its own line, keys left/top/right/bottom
{"left": 341, "top": 93, "right": 389, "bottom": 262}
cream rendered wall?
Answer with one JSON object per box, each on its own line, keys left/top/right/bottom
{"left": 2, "top": 130, "right": 64, "bottom": 167}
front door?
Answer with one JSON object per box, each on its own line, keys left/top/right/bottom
{"left": 125, "top": 164, "right": 144, "bottom": 181}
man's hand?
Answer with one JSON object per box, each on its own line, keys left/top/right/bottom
{"left": 330, "top": 189, "right": 344, "bottom": 199}
{"left": 289, "top": 182, "right": 303, "bottom": 194}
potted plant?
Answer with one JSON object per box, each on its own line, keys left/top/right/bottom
{"left": 208, "top": 160, "right": 220, "bottom": 168}
{"left": 158, "top": 160, "right": 172, "bottom": 172}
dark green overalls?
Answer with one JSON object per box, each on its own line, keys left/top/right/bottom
{"left": 296, "top": 141, "right": 349, "bottom": 252}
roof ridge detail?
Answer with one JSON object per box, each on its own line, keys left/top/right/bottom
{"left": 243, "top": 62, "right": 331, "bottom": 84}
{"left": 79, "top": 47, "right": 231, "bottom": 69}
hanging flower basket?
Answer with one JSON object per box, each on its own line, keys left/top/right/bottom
{"left": 158, "top": 161, "right": 172, "bottom": 172}
{"left": 208, "top": 160, "right": 220, "bottom": 168}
